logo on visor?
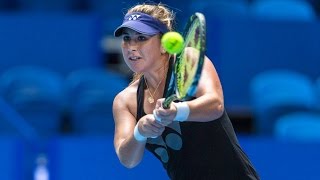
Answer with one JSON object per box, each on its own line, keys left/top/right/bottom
{"left": 128, "top": 14, "right": 141, "bottom": 20}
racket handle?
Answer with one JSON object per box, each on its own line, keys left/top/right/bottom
{"left": 163, "top": 94, "right": 178, "bottom": 109}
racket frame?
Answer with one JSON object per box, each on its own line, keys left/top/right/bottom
{"left": 163, "top": 12, "right": 206, "bottom": 109}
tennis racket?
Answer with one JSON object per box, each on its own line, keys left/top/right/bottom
{"left": 163, "top": 12, "right": 206, "bottom": 109}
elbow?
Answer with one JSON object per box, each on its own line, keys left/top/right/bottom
{"left": 117, "top": 148, "right": 142, "bottom": 169}
{"left": 115, "top": 140, "right": 143, "bottom": 169}
{"left": 119, "top": 157, "right": 140, "bottom": 169}
{"left": 215, "top": 101, "right": 224, "bottom": 118}
{"left": 121, "top": 160, "right": 139, "bottom": 169}
{"left": 212, "top": 96, "right": 224, "bottom": 119}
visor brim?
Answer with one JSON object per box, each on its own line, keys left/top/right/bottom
{"left": 114, "top": 20, "right": 160, "bottom": 37}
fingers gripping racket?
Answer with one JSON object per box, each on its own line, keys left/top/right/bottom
{"left": 163, "top": 12, "right": 206, "bottom": 109}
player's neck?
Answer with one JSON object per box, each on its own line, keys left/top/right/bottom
{"left": 144, "top": 61, "right": 168, "bottom": 88}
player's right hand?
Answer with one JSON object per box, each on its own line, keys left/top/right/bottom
{"left": 138, "top": 114, "right": 165, "bottom": 138}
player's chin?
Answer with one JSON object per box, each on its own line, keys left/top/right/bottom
{"left": 126, "top": 64, "right": 143, "bottom": 73}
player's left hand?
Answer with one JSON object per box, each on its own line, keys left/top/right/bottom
{"left": 153, "top": 98, "right": 177, "bottom": 126}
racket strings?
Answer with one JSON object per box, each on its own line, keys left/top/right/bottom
{"left": 176, "top": 18, "right": 202, "bottom": 98}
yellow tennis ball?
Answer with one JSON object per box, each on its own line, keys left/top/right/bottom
{"left": 161, "top": 32, "right": 184, "bottom": 54}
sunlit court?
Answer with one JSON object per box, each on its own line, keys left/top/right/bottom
{"left": 0, "top": 0, "right": 320, "bottom": 179}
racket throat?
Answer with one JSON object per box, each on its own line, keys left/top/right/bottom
{"left": 163, "top": 94, "right": 178, "bottom": 109}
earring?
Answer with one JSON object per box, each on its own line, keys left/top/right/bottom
{"left": 161, "top": 48, "right": 166, "bottom": 54}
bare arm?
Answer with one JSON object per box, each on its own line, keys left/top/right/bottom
{"left": 113, "top": 92, "right": 145, "bottom": 168}
{"left": 154, "top": 56, "right": 224, "bottom": 123}
{"left": 113, "top": 88, "right": 165, "bottom": 168}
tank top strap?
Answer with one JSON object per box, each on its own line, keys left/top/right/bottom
{"left": 136, "top": 76, "right": 146, "bottom": 121}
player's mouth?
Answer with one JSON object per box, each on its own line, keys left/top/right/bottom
{"left": 129, "top": 56, "right": 141, "bottom": 61}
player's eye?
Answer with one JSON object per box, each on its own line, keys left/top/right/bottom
{"left": 122, "top": 36, "right": 131, "bottom": 42}
{"left": 137, "top": 35, "right": 148, "bottom": 41}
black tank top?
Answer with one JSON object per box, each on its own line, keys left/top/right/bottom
{"left": 136, "top": 60, "right": 259, "bottom": 180}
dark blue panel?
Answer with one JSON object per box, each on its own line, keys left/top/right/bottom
{"left": 0, "top": 137, "right": 24, "bottom": 180}
{"left": 48, "top": 136, "right": 169, "bottom": 180}
{"left": 239, "top": 136, "right": 320, "bottom": 180}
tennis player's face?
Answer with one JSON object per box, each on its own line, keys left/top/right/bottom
{"left": 121, "top": 28, "right": 162, "bottom": 72}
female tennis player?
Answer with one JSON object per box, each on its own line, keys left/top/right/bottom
{"left": 112, "top": 3, "right": 259, "bottom": 180}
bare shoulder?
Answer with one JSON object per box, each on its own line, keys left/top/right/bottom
{"left": 196, "top": 55, "right": 223, "bottom": 95}
{"left": 113, "top": 80, "right": 139, "bottom": 117}
{"left": 203, "top": 56, "right": 217, "bottom": 71}
{"left": 184, "top": 47, "right": 216, "bottom": 72}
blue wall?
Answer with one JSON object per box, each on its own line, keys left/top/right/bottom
{"left": 0, "top": 13, "right": 103, "bottom": 76}
{"left": 206, "top": 16, "right": 320, "bottom": 113}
